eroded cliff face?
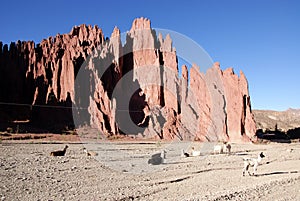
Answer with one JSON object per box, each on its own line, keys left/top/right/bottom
{"left": 0, "top": 17, "right": 256, "bottom": 142}
{"left": 0, "top": 24, "right": 104, "bottom": 131}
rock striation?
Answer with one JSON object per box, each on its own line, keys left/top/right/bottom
{"left": 0, "top": 17, "right": 256, "bottom": 142}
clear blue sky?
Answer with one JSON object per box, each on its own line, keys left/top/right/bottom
{"left": 0, "top": 0, "right": 299, "bottom": 111}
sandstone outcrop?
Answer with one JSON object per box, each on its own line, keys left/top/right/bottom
{"left": 0, "top": 17, "right": 256, "bottom": 142}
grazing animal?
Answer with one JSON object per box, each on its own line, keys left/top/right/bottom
{"left": 181, "top": 149, "right": 190, "bottom": 157}
{"left": 50, "top": 145, "right": 68, "bottom": 156}
{"left": 148, "top": 150, "right": 166, "bottom": 165}
{"left": 191, "top": 147, "right": 201, "bottom": 157}
{"left": 213, "top": 144, "right": 224, "bottom": 154}
{"left": 243, "top": 152, "right": 265, "bottom": 176}
{"left": 83, "top": 148, "right": 98, "bottom": 157}
{"left": 223, "top": 142, "right": 231, "bottom": 154}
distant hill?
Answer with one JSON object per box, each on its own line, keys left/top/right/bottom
{"left": 253, "top": 108, "right": 300, "bottom": 132}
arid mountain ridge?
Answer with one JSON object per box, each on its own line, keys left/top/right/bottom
{"left": 253, "top": 108, "right": 300, "bottom": 132}
{"left": 0, "top": 17, "right": 257, "bottom": 142}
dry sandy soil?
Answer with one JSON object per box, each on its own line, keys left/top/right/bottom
{"left": 0, "top": 137, "right": 299, "bottom": 201}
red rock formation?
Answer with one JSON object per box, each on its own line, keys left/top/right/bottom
{"left": 221, "top": 68, "right": 256, "bottom": 142}
{"left": 0, "top": 17, "right": 256, "bottom": 142}
{"left": 188, "top": 64, "right": 212, "bottom": 140}
{"left": 129, "top": 17, "right": 162, "bottom": 107}
{"left": 0, "top": 25, "right": 104, "bottom": 131}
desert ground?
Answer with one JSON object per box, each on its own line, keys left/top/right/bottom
{"left": 0, "top": 136, "right": 299, "bottom": 201}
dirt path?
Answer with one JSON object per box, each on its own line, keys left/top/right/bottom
{"left": 0, "top": 142, "right": 299, "bottom": 200}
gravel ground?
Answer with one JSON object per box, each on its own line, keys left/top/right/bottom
{"left": 0, "top": 140, "right": 299, "bottom": 200}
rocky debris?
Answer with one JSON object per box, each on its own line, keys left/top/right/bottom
{"left": 0, "top": 17, "right": 256, "bottom": 142}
